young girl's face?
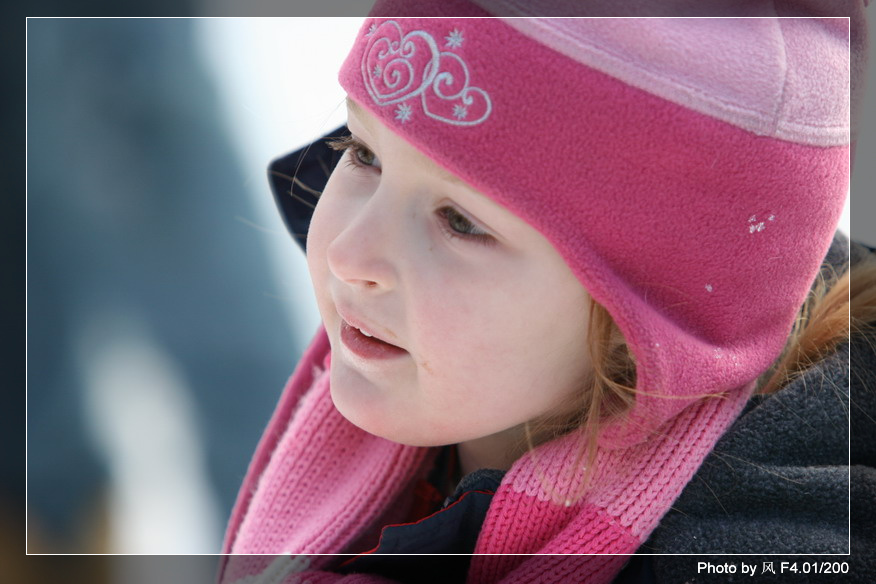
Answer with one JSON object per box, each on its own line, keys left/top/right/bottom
{"left": 306, "top": 99, "right": 592, "bottom": 455}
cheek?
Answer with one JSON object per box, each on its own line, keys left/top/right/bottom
{"left": 412, "top": 270, "right": 589, "bottom": 415}
{"left": 305, "top": 200, "right": 331, "bottom": 286}
{"left": 306, "top": 175, "right": 352, "bottom": 293}
{"left": 411, "top": 277, "right": 493, "bottom": 361}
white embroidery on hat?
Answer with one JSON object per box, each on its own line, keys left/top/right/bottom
{"left": 395, "top": 102, "right": 413, "bottom": 123}
{"left": 748, "top": 214, "right": 766, "bottom": 234}
{"left": 360, "top": 20, "right": 492, "bottom": 127}
{"left": 705, "top": 284, "right": 713, "bottom": 293}
{"left": 445, "top": 29, "right": 464, "bottom": 49}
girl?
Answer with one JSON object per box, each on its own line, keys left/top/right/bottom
{"left": 219, "top": 4, "right": 874, "bottom": 583}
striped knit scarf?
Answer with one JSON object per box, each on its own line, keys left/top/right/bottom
{"left": 218, "top": 327, "right": 751, "bottom": 584}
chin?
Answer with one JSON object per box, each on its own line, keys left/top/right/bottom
{"left": 337, "top": 407, "right": 446, "bottom": 447}
{"left": 330, "top": 389, "right": 445, "bottom": 448}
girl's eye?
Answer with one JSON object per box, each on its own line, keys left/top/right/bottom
{"left": 350, "top": 144, "right": 377, "bottom": 167}
{"left": 327, "top": 135, "right": 380, "bottom": 171}
{"left": 437, "top": 206, "right": 494, "bottom": 245}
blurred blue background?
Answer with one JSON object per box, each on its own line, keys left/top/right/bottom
{"left": 25, "top": 18, "right": 361, "bottom": 559}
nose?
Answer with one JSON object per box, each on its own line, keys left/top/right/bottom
{"left": 325, "top": 195, "right": 399, "bottom": 292}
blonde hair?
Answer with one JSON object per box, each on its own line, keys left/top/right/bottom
{"left": 525, "top": 242, "right": 876, "bottom": 490}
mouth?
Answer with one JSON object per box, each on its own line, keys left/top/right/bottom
{"left": 339, "top": 319, "right": 408, "bottom": 361}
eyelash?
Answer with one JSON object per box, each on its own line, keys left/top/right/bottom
{"left": 327, "top": 135, "right": 378, "bottom": 171}
{"left": 326, "top": 134, "right": 495, "bottom": 247}
{"left": 437, "top": 206, "right": 494, "bottom": 246}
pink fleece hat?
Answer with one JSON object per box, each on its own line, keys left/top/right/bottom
{"left": 337, "top": 9, "right": 850, "bottom": 447}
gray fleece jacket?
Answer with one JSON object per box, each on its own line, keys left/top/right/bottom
{"left": 629, "top": 237, "right": 875, "bottom": 583}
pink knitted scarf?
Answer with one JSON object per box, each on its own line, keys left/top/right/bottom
{"left": 218, "top": 328, "right": 751, "bottom": 584}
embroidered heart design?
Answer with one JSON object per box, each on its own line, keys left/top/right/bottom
{"left": 362, "top": 21, "right": 439, "bottom": 106}
{"left": 422, "top": 52, "right": 492, "bottom": 126}
{"left": 360, "top": 21, "right": 493, "bottom": 127}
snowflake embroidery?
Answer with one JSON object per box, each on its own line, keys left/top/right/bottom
{"left": 748, "top": 215, "right": 765, "bottom": 234}
{"left": 372, "top": 64, "right": 383, "bottom": 78}
{"left": 395, "top": 103, "right": 413, "bottom": 123}
{"left": 445, "top": 29, "right": 464, "bottom": 49}
{"left": 748, "top": 213, "right": 776, "bottom": 234}
{"left": 452, "top": 104, "right": 468, "bottom": 120}
{"left": 365, "top": 23, "right": 378, "bottom": 37}
{"left": 705, "top": 284, "right": 713, "bottom": 293}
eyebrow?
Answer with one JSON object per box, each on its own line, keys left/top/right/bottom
{"left": 344, "top": 97, "right": 468, "bottom": 189}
